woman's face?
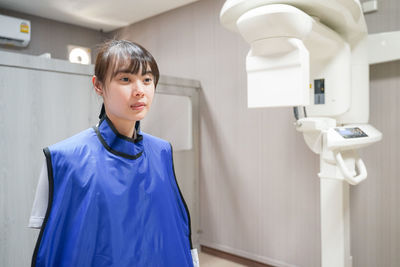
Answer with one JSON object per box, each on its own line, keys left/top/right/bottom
{"left": 95, "top": 66, "right": 155, "bottom": 124}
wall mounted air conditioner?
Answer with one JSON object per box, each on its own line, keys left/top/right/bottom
{"left": 0, "top": 14, "right": 31, "bottom": 47}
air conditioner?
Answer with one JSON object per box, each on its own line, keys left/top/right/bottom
{"left": 0, "top": 14, "right": 31, "bottom": 47}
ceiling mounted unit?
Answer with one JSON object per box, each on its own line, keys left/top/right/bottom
{"left": 0, "top": 14, "right": 31, "bottom": 47}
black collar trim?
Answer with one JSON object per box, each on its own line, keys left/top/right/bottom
{"left": 94, "top": 115, "right": 143, "bottom": 160}
{"left": 103, "top": 116, "right": 143, "bottom": 143}
{"left": 93, "top": 126, "right": 143, "bottom": 160}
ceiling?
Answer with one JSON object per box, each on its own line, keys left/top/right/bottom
{"left": 0, "top": 0, "right": 198, "bottom": 32}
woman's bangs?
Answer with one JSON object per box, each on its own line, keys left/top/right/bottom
{"left": 109, "top": 50, "right": 151, "bottom": 79}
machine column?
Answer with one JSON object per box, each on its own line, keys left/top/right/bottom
{"left": 319, "top": 152, "right": 352, "bottom": 267}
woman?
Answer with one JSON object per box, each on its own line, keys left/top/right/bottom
{"left": 30, "top": 40, "right": 197, "bottom": 267}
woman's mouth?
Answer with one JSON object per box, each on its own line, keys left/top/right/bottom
{"left": 130, "top": 103, "right": 145, "bottom": 111}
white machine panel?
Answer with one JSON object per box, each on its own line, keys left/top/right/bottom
{"left": 327, "top": 124, "right": 382, "bottom": 151}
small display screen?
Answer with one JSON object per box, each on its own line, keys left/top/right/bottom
{"left": 335, "top": 127, "right": 368, "bottom": 139}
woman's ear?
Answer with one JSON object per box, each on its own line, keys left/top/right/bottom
{"left": 92, "top": 76, "right": 103, "bottom": 96}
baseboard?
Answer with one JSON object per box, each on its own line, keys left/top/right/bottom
{"left": 201, "top": 245, "right": 274, "bottom": 267}
{"left": 199, "top": 241, "right": 296, "bottom": 267}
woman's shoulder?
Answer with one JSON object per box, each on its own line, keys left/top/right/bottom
{"left": 47, "top": 127, "right": 97, "bottom": 154}
{"left": 141, "top": 132, "right": 171, "bottom": 151}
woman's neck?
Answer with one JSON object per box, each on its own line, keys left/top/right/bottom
{"left": 106, "top": 113, "right": 136, "bottom": 139}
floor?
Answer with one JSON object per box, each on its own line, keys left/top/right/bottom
{"left": 199, "top": 251, "right": 247, "bottom": 267}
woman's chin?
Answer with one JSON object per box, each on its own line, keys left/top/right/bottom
{"left": 132, "top": 113, "right": 147, "bottom": 121}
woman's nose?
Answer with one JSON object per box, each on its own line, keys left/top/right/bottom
{"left": 132, "top": 81, "right": 145, "bottom": 97}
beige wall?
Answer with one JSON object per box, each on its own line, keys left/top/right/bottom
{"left": 351, "top": 60, "right": 400, "bottom": 267}
{"left": 112, "top": 1, "right": 400, "bottom": 266}
{"left": 113, "top": 1, "right": 320, "bottom": 266}
{"left": 352, "top": 1, "right": 400, "bottom": 267}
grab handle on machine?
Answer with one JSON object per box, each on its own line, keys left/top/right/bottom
{"left": 335, "top": 151, "right": 367, "bottom": 185}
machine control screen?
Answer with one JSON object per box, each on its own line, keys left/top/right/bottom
{"left": 335, "top": 127, "right": 368, "bottom": 139}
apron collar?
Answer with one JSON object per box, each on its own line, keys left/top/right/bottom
{"left": 93, "top": 115, "right": 143, "bottom": 160}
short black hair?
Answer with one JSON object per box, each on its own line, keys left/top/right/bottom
{"left": 94, "top": 39, "right": 159, "bottom": 88}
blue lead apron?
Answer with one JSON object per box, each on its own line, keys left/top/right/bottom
{"left": 32, "top": 116, "right": 193, "bottom": 267}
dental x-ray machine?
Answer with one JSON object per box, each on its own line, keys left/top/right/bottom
{"left": 220, "top": 0, "right": 399, "bottom": 266}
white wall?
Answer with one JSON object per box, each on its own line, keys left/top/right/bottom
{"left": 0, "top": 51, "right": 99, "bottom": 267}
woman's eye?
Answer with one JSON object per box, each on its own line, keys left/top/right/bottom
{"left": 144, "top": 78, "right": 153, "bottom": 83}
{"left": 120, "top": 77, "right": 130, "bottom": 82}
